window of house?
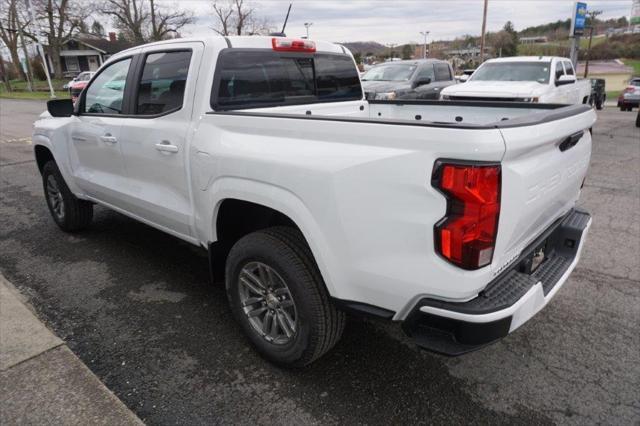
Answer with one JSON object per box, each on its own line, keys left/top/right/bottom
{"left": 65, "top": 56, "right": 80, "bottom": 72}
{"left": 135, "top": 51, "right": 192, "bottom": 115}
{"left": 84, "top": 58, "right": 131, "bottom": 114}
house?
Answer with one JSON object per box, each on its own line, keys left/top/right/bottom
{"left": 50, "top": 32, "right": 134, "bottom": 78}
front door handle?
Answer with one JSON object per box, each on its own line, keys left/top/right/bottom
{"left": 100, "top": 134, "right": 118, "bottom": 144}
{"left": 155, "top": 141, "right": 179, "bottom": 153}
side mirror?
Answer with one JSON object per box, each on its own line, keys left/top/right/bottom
{"left": 414, "top": 77, "right": 432, "bottom": 88}
{"left": 556, "top": 74, "right": 576, "bottom": 86}
{"left": 47, "top": 99, "right": 74, "bottom": 117}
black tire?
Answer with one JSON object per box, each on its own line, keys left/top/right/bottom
{"left": 620, "top": 106, "right": 626, "bottom": 112}
{"left": 636, "top": 111, "right": 640, "bottom": 128}
{"left": 225, "top": 226, "right": 345, "bottom": 367}
{"left": 42, "top": 161, "right": 93, "bottom": 232}
{"left": 595, "top": 100, "right": 603, "bottom": 110}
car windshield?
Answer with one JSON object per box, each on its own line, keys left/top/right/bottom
{"left": 470, "top": 62, "right": 551, "bottom": 84}
{"left": 361, "top": 64, "right": 417, "bottom": 81}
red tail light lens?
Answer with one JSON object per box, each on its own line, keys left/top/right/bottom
{"left": 272, "top": 38, "right": 316, "bottom": 52}
{"left": 432, "top": 161, "right": 501, "bottom": 270}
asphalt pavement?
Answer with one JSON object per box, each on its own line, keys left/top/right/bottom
{"left": 1, "top": 98, "right": 638, "bottom": 424}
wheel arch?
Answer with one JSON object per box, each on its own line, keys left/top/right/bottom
{"left": 206, "top": 181, "right": 342, "bottom": 298}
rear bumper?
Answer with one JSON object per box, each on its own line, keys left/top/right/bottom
{"left": 402, "top": 208, "right": 591, "bottom": 356}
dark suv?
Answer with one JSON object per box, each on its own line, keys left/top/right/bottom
{"left": 361, "top": 59, "right": 456, "bottom": 100}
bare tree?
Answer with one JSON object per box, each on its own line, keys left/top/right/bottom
{"left": 149, "top": 0, "right": 192, "bottom": 41}
{"left": 0, "top": 0, "right": 29, "bottom": 80}
{"left": 32, "top": 0, "right": 91, "bottom": 78}
{"left": 102, "top": 0, "right": 192, "bottom": 43}
{"left": 211, "top": 0, "right": 269, "bottom": 36}
{"left": 101, "top": 0, "right": 147, "bottom": 44}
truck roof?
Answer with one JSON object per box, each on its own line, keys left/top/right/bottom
{"left": 486, "top": 56, "right": 568, "bottom": 63}
{"left": 115, "top": 36, "right": 346, "bottom": 58}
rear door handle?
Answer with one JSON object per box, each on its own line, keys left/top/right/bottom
{"left": 155, "top": 141, "right": 179, "bottom": 153}
{"left": 100, "top": 134, "right": 118, "bottom": 144}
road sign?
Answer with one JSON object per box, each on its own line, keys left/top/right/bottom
{"left": 570, "top": 2, "right": 588, "bottom": 36}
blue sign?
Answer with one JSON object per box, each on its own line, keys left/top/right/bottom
{"left": 572, "top": 2, "right": 588, "bottom": 36}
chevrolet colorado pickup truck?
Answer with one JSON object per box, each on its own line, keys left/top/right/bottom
{"left": 441, "top": 56, "right": 592, "bottom": 105}
{"left": 34, "top": 36, "right": 595, "bottom": 367}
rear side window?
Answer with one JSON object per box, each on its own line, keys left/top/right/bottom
{"left": 434, "top": 63, "right": 452, "bottom": 81}
{"left": 213, "top": 51, "right": 362, "bottom": 109}
{"left": 136, "top": 51, "right": 192, "bottom": 115}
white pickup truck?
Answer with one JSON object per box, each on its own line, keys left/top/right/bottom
{"left": 441, "top": 56, "right": 592, "bottom": 105}
{"left": 33, "top": 36, "right": 595, "bottom": 367}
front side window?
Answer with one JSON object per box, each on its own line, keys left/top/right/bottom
{"left": 563, "top": 61, "right": 575, "bottom": 76}
{"left": 214, "top": 51, "right": 362, "bottom": 109}
{"left": 136, "top": 51, "right": 192, "bottom": 115}
{"left": 434, "top": 63, "right": 452, "bottom": 81}
{"left": 414, "top": 65, "right": 435, "bottom": 82}
{"left": 471, "top": 62, "right": 551, "bottom": 84}
{"left": 84, "top": 58, "right": 131, "bottom": 114}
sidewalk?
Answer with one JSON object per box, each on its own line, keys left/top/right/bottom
{"left": 0, "top": 274, "right": 143, "bottom": 425}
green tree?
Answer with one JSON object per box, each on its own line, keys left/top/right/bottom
{"left": 402, "top": 44, "right": 414, "bottom": 59}
{"left": 353, "top": 52, "right": 362, "bottom": 64}
{"left": 499, "top": 21, "right": 518, "bottom": 56}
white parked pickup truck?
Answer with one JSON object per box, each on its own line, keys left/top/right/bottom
{"left": 441, "top": 56, "right": 592, "bottom": 105}
{"left": 33, "top": 37, "right": 595, "bottom": 367}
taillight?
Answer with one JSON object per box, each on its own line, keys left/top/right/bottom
{"left": 272, "top": 38, "right": 316, "bottom": 52}
{"left": 432, "top": 161, "right": 501, "bottom": 270}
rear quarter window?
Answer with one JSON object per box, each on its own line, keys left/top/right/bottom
{"left": 212, "top": 50, "right": 362, "bottom": 110}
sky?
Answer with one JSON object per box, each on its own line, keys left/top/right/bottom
{"left": 167, "top": 0, "right": 635, "bottom": 44}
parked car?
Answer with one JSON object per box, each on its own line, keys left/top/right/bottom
{"left": 589, "top": 78, "right": 606, "bottom": 110}
{"left": 68, "top": 72, "right": 96, "bottom": 103}
{"left": 34, "top": 36, "right": 595, "bottom": 367}
{"left": 455, "top": 69, "right": 475, "bottom": 83}
{"left": 617, "top": 77, "right": 640, "bottom": 111}
{"left": 360, "top": 59, "right": 456, "bottom": 100}
{"left": 440, "top": 56, "right": 592, "bottom": 104}
{"left": 63, "top": 71, "right": 95, "bottom": 90}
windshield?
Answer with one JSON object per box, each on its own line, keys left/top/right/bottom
{"left": 470, "top": 62, "right": 551, "bottom": 84}
{"left": 361, "top": 64, "right": 417, "bottom": 81}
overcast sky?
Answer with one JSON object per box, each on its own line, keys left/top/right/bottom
{"left": 167, "top": 0, "right": 634, "bottom": 44}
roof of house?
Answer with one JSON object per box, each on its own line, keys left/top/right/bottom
{"left": 63, "top": 34, "right": 136, "bottom": 55}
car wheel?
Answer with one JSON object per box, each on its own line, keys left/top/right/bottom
{"left": 636, "top": 111, "right": 640, "bottom": 128}
{"left": 225, "top": 226, "right": 345, "bottom": 367}
{"left": 42, "top": 161, "right": 93, "bottom": 232}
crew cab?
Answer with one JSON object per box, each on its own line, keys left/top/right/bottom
{"left": 440, "top": 56, "right": 592, "bottom": 105}
{"left": 33, "top": 36, "right": 594, "bottom": 367}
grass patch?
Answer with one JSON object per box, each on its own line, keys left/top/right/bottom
{"left": 606, "top": 90, "right": 621, "bottom": 101}
{"left": 0, "top": 90, "right": 69, "bottom": 100}
{"left": 621, "top": 59, "right": 640, "bottom": 76}
{"left": 0, "top": 78, "right": 69, "bottom": 100}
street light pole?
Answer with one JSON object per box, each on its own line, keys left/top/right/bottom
{"left": 419, "top": 31, "right": 430, "bottom": 58}
{"left": 304, "top": 22, "right": 313, "bottom": 39}
{"left": 24, "top": 0, "right": 55, "bottom": 98}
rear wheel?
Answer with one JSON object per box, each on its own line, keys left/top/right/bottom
{"left": 225, "top": 227, "right": 345, "bottom": 367}
{"left": 42, "top": 161, "right": 93, "bottom": 232}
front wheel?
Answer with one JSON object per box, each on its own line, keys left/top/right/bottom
{"left": 42, "top": 161, "right": 93, "bottom": 232}
{"left": 225, "top": 227, "right": 345, "bottom": 367}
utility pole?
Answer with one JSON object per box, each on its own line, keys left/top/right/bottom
{"left": 479, "top": 0, "right": 488, "bottom": 64}
{"left": 420, "top": 31, "right": 429, "bottom": 58}
{"left": 304, "top": 22, "right": 313, "bottom": 39}
{"left": 583, "top": 9, "right": 602, "bottom": 78}
{"left": 24, "top": 0, "right": 55, "bottom": 97}
{"left": 16, "top": 14, "right": 33, "bottom": 92}
{"left": 387, "top": 43, "right": 396, "bottom": 60}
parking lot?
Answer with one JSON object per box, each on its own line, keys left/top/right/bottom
{"left": 1, "top": 98, "right": 638, "bottom": 424}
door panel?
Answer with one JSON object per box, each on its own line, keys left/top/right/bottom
{"left": 117, "top": 44, "right": 203, "bottom": 237}
{"left": 69, "top": 57, "right": 133, "bottom": 205}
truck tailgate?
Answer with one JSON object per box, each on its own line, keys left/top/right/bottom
{"left": 491, "top": 106, "right": 596, "bottom": 276}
